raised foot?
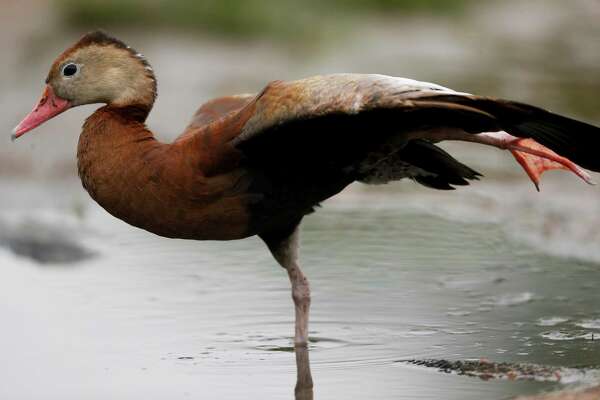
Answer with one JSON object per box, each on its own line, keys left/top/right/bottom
{"left": 474, "top": 131, "right": 594, "bottom": 190}
{"left": 508, "top": 138, "right": 594, "bottom": 190}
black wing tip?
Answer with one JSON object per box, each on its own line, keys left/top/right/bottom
{"left": 414, "top": 176, "right": 457, "bottom": 190}
{"left": 401, "top": 140, "right": 484, "bottom": 191}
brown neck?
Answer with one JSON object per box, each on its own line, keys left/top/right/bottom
{"left": 81, "top": 104, "right": 155, "bottom": 141}
{"left": 111, "top": 103, "right": 153, "bottom": 123}
{"left": 77, "top": 105, "right": 162, "bottom": 200}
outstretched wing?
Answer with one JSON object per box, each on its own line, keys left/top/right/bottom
{"left": 230, "top": 74, "right": 600, "bottom": 185}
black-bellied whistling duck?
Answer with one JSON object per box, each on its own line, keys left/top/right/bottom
{"left": 13, "top": 31, "right": 600, "bottom": 347}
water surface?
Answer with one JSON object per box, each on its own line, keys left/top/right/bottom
{"left": 1, "top": 179, "right": 598, "bottom": 399}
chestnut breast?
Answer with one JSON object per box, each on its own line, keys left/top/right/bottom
{"left": 77, "top": 107, "right": 253, "bottom": 240}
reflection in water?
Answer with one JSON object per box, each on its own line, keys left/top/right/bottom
{"left": 295, "top": 347, "right": 314, "bottom": 400}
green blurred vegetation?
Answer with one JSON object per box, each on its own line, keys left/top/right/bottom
{"left": 331, "top": 0, "right": 470, "bottom": 12}
{"left": 57, "top": 0, "right": 471, "bottom": 40}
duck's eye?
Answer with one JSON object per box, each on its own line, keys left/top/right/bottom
{"left": 62, "top": 63, "right": 78, "bottom": 77}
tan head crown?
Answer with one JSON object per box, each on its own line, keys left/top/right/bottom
{"left": 47, "top": 31, "right": 157, "bottom": 112}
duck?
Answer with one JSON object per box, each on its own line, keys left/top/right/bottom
{"left": 12, "top": 31, "right": 600, "bottom": 347}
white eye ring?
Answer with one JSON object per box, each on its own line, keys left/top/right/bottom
{"left": 61, "top": 63, "right": 80, "bottom": 78}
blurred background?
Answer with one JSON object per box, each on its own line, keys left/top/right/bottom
{"left": 1, "top": 1, "right": 599, "bottom": 399}
{"left": 4, "top": 0, "right": 600, "bottom": 177}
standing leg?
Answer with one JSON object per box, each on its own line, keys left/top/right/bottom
{"left": 261, "top": 224, "right": 311, "bottom": 347}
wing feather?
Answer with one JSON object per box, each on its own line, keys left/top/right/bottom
{"left": 233, "top": 74, "right": 468, "bottom": 145}
{"left": 231, "top": 73, "right": 600, "bottom": 175}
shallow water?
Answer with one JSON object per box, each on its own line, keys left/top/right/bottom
{"left": 1, "top": 179, "right": 598, "bottom": 399}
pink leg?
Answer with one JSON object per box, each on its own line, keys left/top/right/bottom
{"left": 262, "top": 226, "right": 311, "bottom": 347}
{"left": 445, "top": 130, "right": 594, "bottom": 190}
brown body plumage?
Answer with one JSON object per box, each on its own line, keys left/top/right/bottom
{"left": 78, "top": 104, "right": 253, "bottom": 240}
{"left": 13, "top": 31, "right": 600, "bottom": 347}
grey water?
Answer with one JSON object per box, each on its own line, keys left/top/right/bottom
{"left": 0, "top": 178, "right": 598, "bottom": 400}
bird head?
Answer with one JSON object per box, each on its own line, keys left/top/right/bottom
{"left": 12, "top": 30, "right": 156, "bottom": 140}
